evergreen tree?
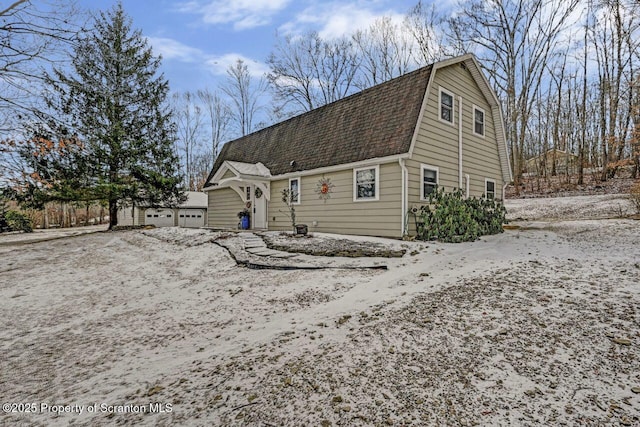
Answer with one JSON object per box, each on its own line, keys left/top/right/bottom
{"left": 46, "top": 2, "right": 183, "bottom": 229}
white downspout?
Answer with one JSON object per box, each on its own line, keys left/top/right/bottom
{"left": 465, "top": 174, "right": 470, "bottom": 198}
{"left": 399, "top": 158, "right": 408, "bottom": 236}
{"left": 502, "top": 183, "right": 508, "bottom": 201}
{"left": 458, "top": 96, "right": 463, "bottom": 191}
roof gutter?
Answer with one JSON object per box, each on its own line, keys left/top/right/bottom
{"left": 270, "top": 153, "right": 410, "bottom": 180}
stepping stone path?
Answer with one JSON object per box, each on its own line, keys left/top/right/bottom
{"left": 239, "top": 233, "right": 297, "bottom": 259}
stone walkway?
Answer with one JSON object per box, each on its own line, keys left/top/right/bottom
{"left": 212, "top": 232, "right": 389, "bottom": 270}
{"left": 239, "top": 232, "right": 297, "bottom": 258}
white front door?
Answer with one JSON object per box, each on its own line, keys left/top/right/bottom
{"left": 253, "top": 186, "right": 267, "bottom": 229}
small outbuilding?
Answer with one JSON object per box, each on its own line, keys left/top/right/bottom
{"left": 525, "top": 149, "right": 579, "bottom": 177}
{"left": 116, "top": 191, "right": 207, "bottom": 228}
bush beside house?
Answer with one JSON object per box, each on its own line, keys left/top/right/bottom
{"left": 413, "top": 188, "right": 506, "bottom": 243}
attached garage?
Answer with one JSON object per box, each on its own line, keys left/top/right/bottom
{"left": 144, "top": 208, "right": 175, "bottom": 227}
{"left": 178, "top": 209, "right": 205, "bottom": 228}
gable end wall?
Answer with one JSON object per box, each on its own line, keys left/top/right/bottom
{"left": 407, "top": 63, "right": 504, "bottom": 234}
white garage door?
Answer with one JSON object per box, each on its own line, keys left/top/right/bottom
{"left": 145, "top": 209, "right": 175, "bottom": 227}
{"left": 178, "top": 209, "right": 205, "bottom": 228}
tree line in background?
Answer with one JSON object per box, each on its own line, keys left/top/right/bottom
{"left": 1, "top": 0, "right": 639, "bottom": 229}
{"left": 172, "top": 0, "right": 640, "bottom": 193}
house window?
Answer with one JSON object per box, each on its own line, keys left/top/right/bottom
{"left": 289, "top": 178, "right": 300, "bottom": 205}
{"left": 353, "top": 165, "right": 379, "bottom": 201}
{"left": 421, "top": 165, "right": 439, "bottom": 200}
{"left": 439, "top": 88, "right": 454, "bottom": 124}
{"left": 473, "top": 105, "right": 485, "bottom": 136}
{"left": 245, "top": 186, "right": 251, "bottom": 202}
{"left": 485, "top": 179, "right": 496, "bottom": 199}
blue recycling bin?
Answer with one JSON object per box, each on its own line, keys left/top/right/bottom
{"left": 240, "top": 216, "right": 250, "bottom": 230}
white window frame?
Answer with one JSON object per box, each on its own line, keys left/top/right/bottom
{"left": 485, "top": 178, "right": 496, "bottom": 199}
{"left": 473, "top": 104, "right": 485, "bottom": 137}
{"left": 288, "top": 177, "right": 301, "bottom": 205}
{"left": 439, "top": 87, "right": 455, "bottom": 125}
{"left": 420, "top": 164, "right": 439, "bottom": 200}
{"left": 353, "top": 165, "right": 380, "bottom": 202}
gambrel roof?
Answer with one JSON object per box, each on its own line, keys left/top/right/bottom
{"left": 207, "top": 65, "right": 432, "bottom": 180}
{"left": 205, "top": 54, "right": 512, "bottom": 185}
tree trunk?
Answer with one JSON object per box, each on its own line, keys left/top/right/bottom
{"left": 109, "top": 199, "right": 118, "bottom": 230}
{"left": 43, "top": 204, "right": 49, "bottom": 229}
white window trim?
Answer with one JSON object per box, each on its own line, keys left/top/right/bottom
{"left": 438, "top": 87, "right": 455, "bottom": 126}
{"left": 353, "top": 165, "right": 380, "bottom": 202}
{"left": 485, "top": 178, "right": 496, "bottom": 199}
{"left": 420, "top": 164, "right": 439, "bottom": 200}
{"left": 473, "top": 104, "right": 486, "bottom": 137}
{"left": 288, "top": 177, "right": 301, "bottom": 205}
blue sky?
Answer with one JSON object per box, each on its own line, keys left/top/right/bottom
{"left": 82, "top": 0, "right": 426, "bottom": 94}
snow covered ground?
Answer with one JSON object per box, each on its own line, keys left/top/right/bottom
{"left": 0, "top": 195, "right": 638, "bottom": 426}
{"left": 505, "top": 193, "right": 635, "bottom": 221}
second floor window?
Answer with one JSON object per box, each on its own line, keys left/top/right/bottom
{"left": 440, "top": 88, "right": 454, "bottom": 123}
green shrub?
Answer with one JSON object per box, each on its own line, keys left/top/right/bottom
{"left": 415, "top": 187, "right": 506, "bottom": 243}
{"left": 5, "top": 210, "right": 33, "bottom": 233}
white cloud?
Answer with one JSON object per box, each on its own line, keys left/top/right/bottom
{"left": 281, "top": 1, "right": 405, "bottom": 40}
{"left": 145, "top": 37, "right": 269, "bottom": 79}
{"left": 205, "top": 53, "right": 270, "bottom": 77}
{"left": 146, "top": 37, "right": 204, "bottom": 62}
{"left": 181, "top": 0, "right": 291, "bottom": 30}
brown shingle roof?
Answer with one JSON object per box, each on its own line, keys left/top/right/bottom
{"left": 208, "top": 64, "right": 432, "bottom": 180}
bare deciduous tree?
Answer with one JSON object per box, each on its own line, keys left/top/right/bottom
{"left": 450, "top": 0, "right": 580, "bottom": 193}
{"left": 404, "top": 1, "right": 451, "bottom": 64}
{"left": 197, "top": 88, "right": 231, "bottom": 161}
{"left": 172, "top": 91, "right": 204, "bottom": 190}
{"left": 222, "top": 59, "right": 267, "bottom": 136}
{"left": 0, "top": 0, "right": 81, "bottom": 129}
{"left": 190, "top": 149, "right": 213, "bottom": 191}
{"left": 267, "top": 31, "right": 359, "bottom": 116}
{"left": 352, "top": 16, "right": 415, "bottom": 90}
{"left": 589, "top": 0, "right": 639, "bottom": 180}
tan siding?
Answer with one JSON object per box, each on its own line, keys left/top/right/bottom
{"left": 407, "top": 63, "right": 505, "bottom": 234}
{"left": 268, "top": 162, "right": 402, "bottom": 238}
{"left": 207, "top": 188, "right": 244, "bottom": 229}
{"left": 409, "top": 64, "right": 505, "bottom": 197}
